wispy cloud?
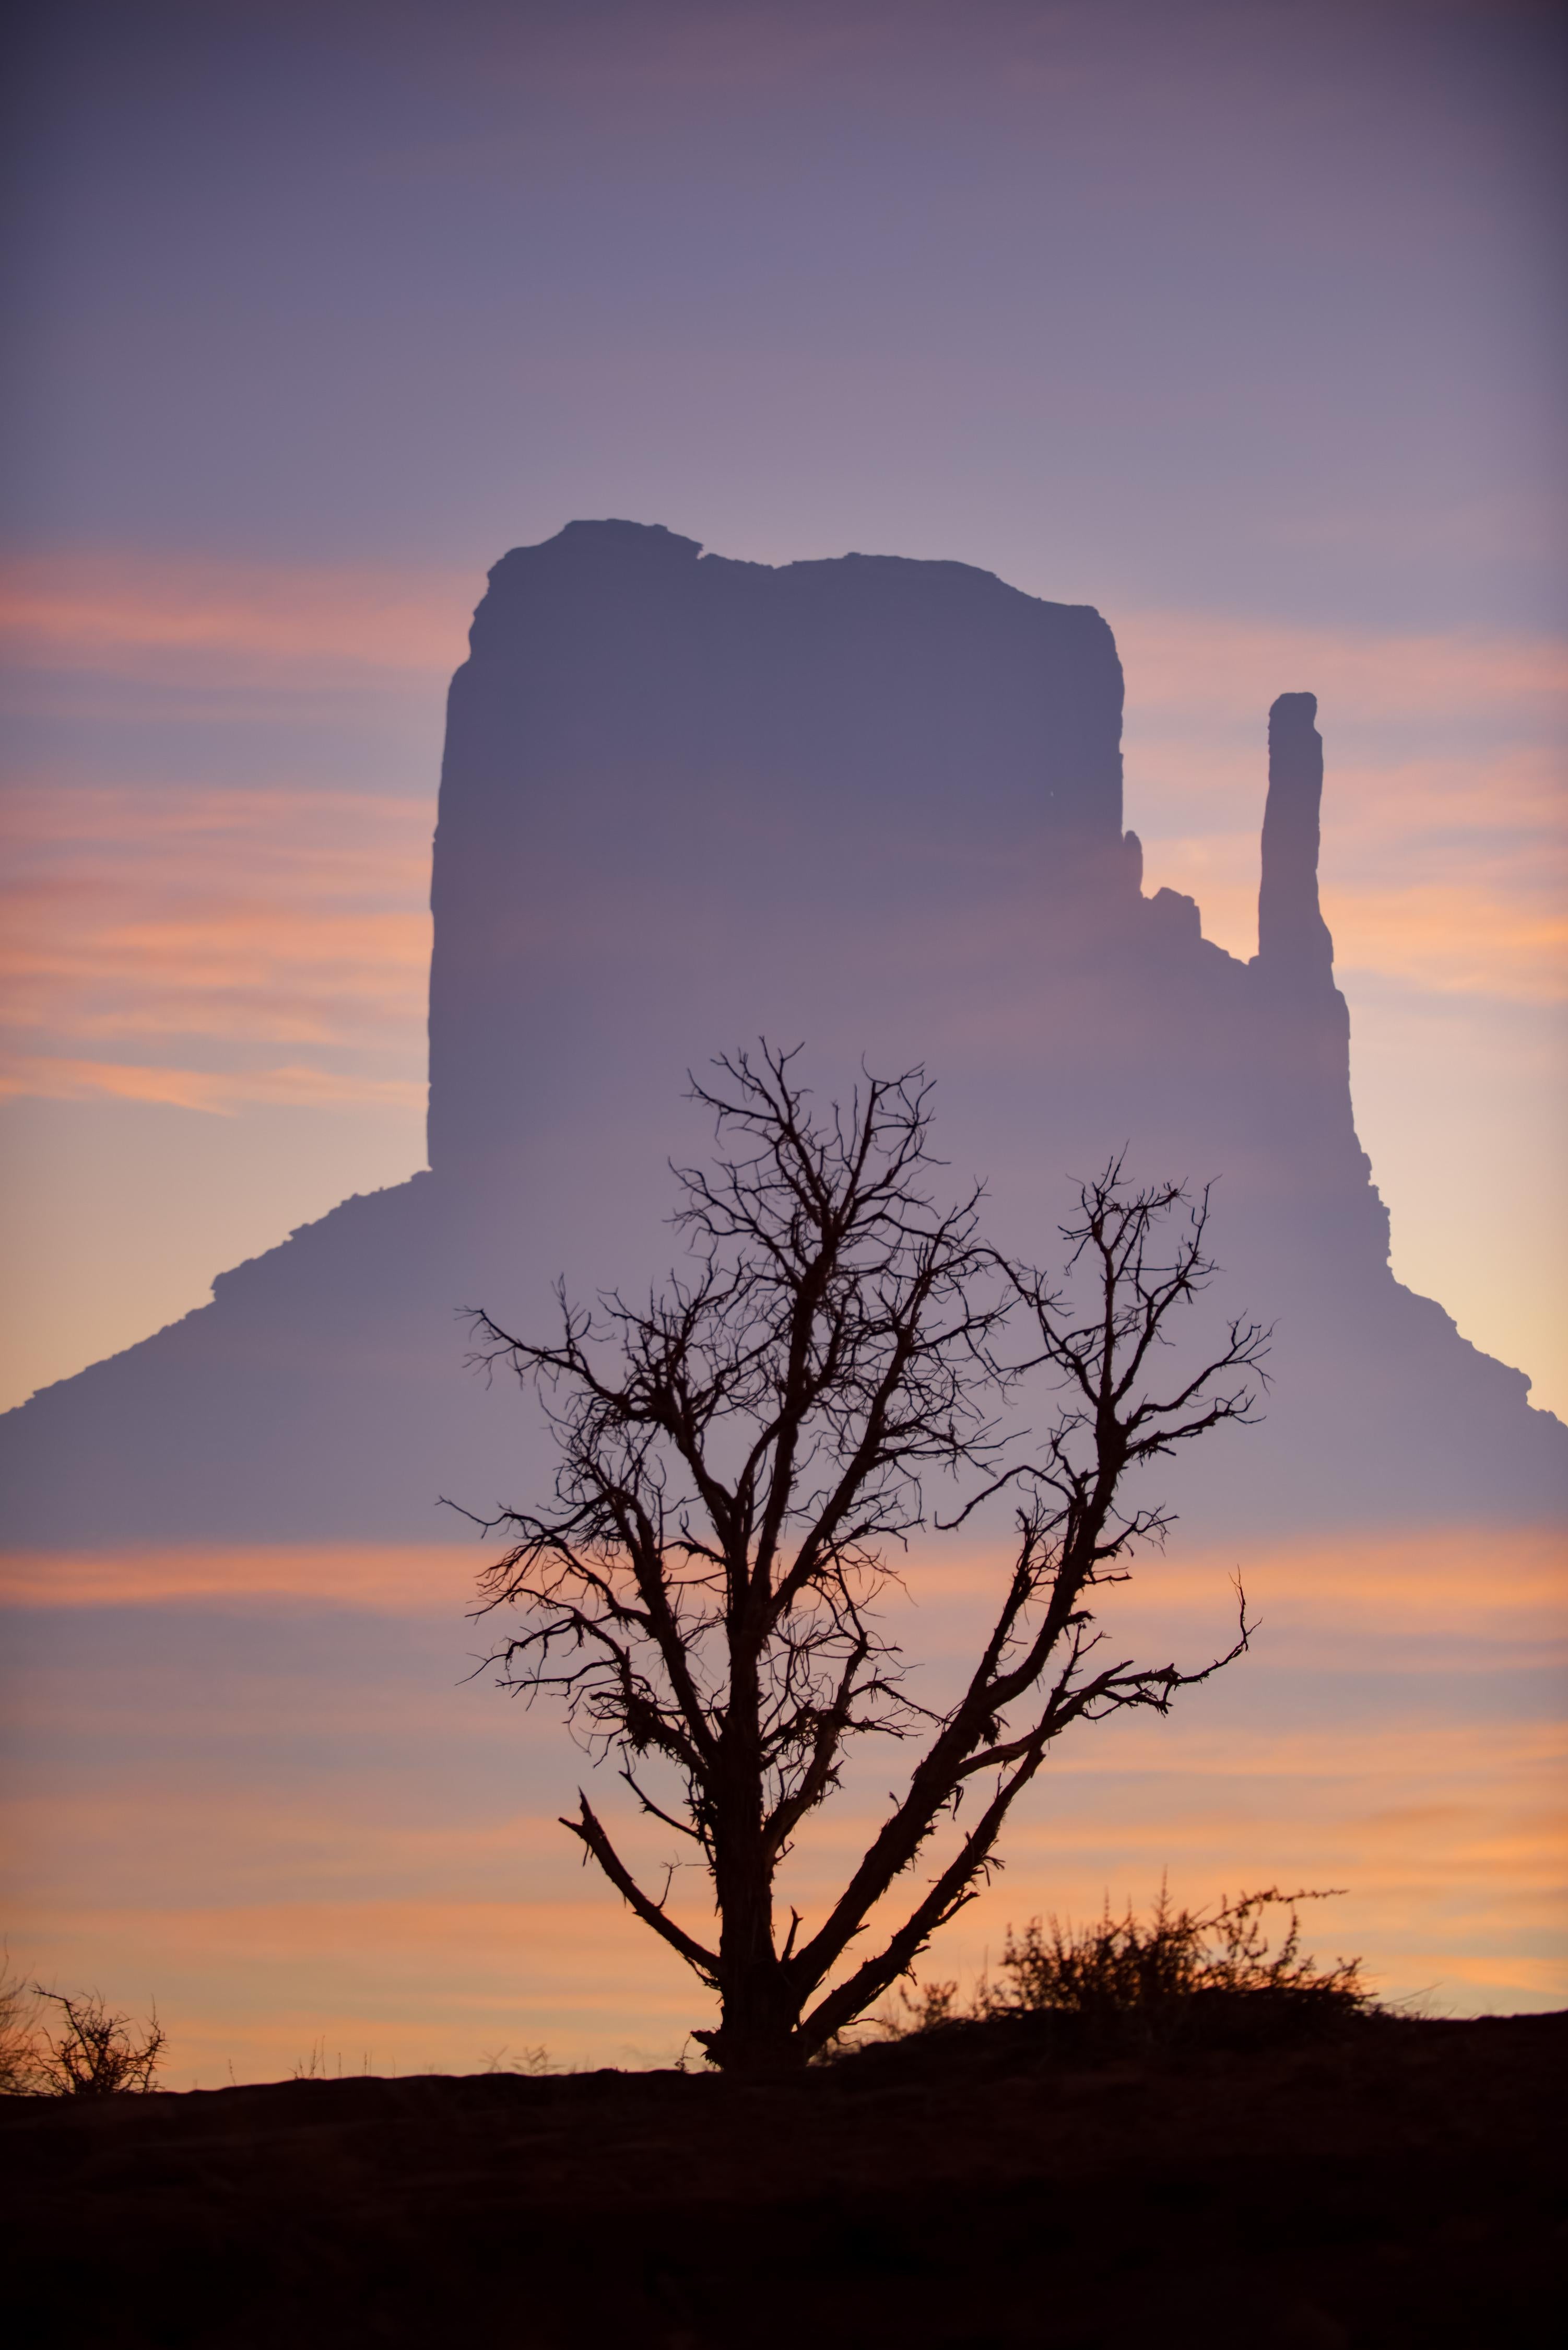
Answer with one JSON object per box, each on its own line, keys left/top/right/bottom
{"left": 0, "top": 551, "right": 473, "bottom": 685}
{"left": 4, "top": 1514, "right": 1562, "bottom": 2077}
{"left": 1115, "top": 603, "right": 1567, "bottom": 1003}
{"left": 7, "top": 1691, "right": 1560, "bottom": 2078}
{"left": 7, "top": 1522, "right": 1561, "bottom": 1630}
{"left": 2, "top": 549, "right": 1563, "bottom": 1416}
{"left": 0, "top": 1057, "right": 426, "bottom": 1115}
{"left": 7, "top": 548, "right": 1562, "bottom": 735}
{"left": 0, "top": 785, "right": 431, "bottom": 1110}
{"left": 0, "top": 1543, "right": 476, "bottom": 1610}
{"left": 1117, "top": 605, "right": 1568, "bottom": 731}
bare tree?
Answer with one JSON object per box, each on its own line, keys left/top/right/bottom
{"left": 462, "top": 1045, "right": 1266, "bottom": 2077}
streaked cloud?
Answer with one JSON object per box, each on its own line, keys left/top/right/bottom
{"left": 3, "top": 567, "right": 1561, "bottom": 1118}
{"left": 7, "top": 1521, "right": 1562, "bottom": 1634}
{"left": 3, "top": 1521, "right": 1560, "bottom": 2075}
{"left": 0, "top": 551, "right": 472, "bottom": 685}
{"left": 2, "top": 547, "right": 1563, "bottom": 1414}
{"left": 6, "top": 1652, "right": 1560, "bottom": 2078}
{"left": 3, "top": 1894, "right": 699, "bottom": 2087}
{"left": 1116, "top": 600, "right": 1567, "bottom": 1005}
{"left": 1117, "top": 605, "right": 1568, "bottom": 730}
{"left": 0, "top": 784, "right": 431, "bottom": 1110}
{"left": 0, "top": 1056, "right": 426, "bottom": 1115}
{"left": 7, "top": 549, "right": 1562, "bottom": 730}
{"left": 0, "top": 1543, "right": 476, "bottom": 1610}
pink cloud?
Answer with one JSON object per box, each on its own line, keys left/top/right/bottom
{"left": 1116, "top": 605, "right": 1568, "bottom": 726}
{"left": 0, "top": 1543, "right": 475, "bottom": 1610}
{"left": 6, "top": 550, "right": 1562, "bottom": 736}
{"left": 6, "top": 1523, "right": 1562, "bottom": 1639}
{"left": 4, "top": 1517, "right": 1562, "bottom": 2077}
{"left": 9, "top": 1737, "right": 1561, "bottom": 2081}
{"left": 0, "top": 552, "right": 474, "bottom": 683}
{"left": 0, "top": 785, "right": 432, "bottom": 1104}
{"left": 0, "top": 1057, "right": 426, "bottom": 1115}
{"left": 1126, "top": 723, "right": 1565, "bottom": 1002}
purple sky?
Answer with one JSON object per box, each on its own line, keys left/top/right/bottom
{"left": 1, "top": 0, "right": 1563, "bottom": 2073}
{"left": 3, "top": 2, "right": 1560, "bottom": 624}
{"left": 4, "top": 0, "right": 1563, "bottom": 1418}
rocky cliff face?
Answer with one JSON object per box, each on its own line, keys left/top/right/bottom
{"left": 426, "top": 519, "right": 1128, "bottom": 1188}
{"left": 1, "top": 522, "right": 1560, "bottom": 1544}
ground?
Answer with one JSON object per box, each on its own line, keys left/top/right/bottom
{"left": 3, "top": 2011, "right": 1561, "bottom": 2348}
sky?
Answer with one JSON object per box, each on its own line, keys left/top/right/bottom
{"left": 4, "top": 1524, "right": 1562, "bottom": 2081}
{"left": 1, "top": 0, "right": 1564, "bottom": 2072}
{"left": 2, "top": 0, "right": 1563, "bottom": 1417}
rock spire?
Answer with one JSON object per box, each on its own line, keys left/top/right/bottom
{"left": 1257, "top": 690, "right": 1335, "bottom": 982}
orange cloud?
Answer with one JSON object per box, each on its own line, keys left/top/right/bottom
{"left": 870, "top": 1521, "right": 1568, "bottom": 1625}
{"left": 0, "top": 1542, "right": 476, "bottom": 1609}
{"left": 0, "top": 1056, "right": 426, "bottom": 1114}
{"left": 0, "top": 551, "right": 474, "bottom": 684}
{"left": 1116, "top": 606, "right": 1568, "bottom": 726}
{"left": 5, "top": 557, "right": 1562, "bottom": 1032}
{"left": 9, "top": 1735, "right": 1561, "bottom": 2081}
{"left": 5, "top": 1521, "right": 1562, "bottom": 2079}
{"left": 1127, "top": 722, "right": 1566, "bottom": 986}
{"left": 5, "top": 1522, "right": 1562, "bottom": 1621}
{"left": 5, "top": 1895, "right": 701, "bottom": 2087}
{"left": 0, "top": 785, "right": 432, "bottom": 1106}
{"left": 5, "top": 549, "right": 1562, "bottom": 733}
{"left": 1323, "top": 883, "right": 1567, "bottom": 1001}
{"left": 2, "top": 559, "right": 1563, "bottom": 1423}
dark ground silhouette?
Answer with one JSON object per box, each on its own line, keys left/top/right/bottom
{"left": 2, "top": 520, "right": 1561, "bottom": 1547}
{"left": 3, "top": 2010, "right": 1562, "bottom": 2348}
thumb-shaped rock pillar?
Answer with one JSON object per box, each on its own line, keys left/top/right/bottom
{"left": 1258, "top": 691, "right": 1335, "bottom": 984}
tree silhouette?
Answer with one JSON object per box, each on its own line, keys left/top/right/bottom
{"left": 463, "top": 1046, "right": 1265, "bottom": 2076}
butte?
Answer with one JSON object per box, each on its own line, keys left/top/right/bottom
{"left": 3, "top": 520, "right": 1561, "bottom": 1546}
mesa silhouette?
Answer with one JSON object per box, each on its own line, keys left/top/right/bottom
{"left": 3, "top": 520, "right": 1561, "bottom": 1544}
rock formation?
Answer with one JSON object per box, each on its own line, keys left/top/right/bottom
{"left": 1259, "top": 692, "right": 1336, "bottom": 984}
{"left": 2, "top": 521, "right": 1560, "bottom": 1546}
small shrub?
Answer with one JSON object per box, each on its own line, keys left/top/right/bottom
{"left": 31, "top": 1989, "right": 167, "bottom": 2096}
{"left": 897, "top": 1980, "right": 961, "bottom": 2034}
{"left": 868, "top": 1883, "right": 1371, "bottom": 2065}
{"left": 0, "top": 1958, "right": 43, "bottom": 2094}
{"left": 978, "top": 1883, "right": 1368, "bottom": 2048}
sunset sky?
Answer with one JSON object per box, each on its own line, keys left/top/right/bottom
{"left": 2, "top": 0, "right": 1563, "bottom": 2075}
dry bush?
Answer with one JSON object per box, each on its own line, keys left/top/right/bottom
{"left": 886, "top": 1884, "right": 1370, "bottom": 2058}
{"left": 30, "top": 1989, "right": 167, "bottom": 2096}
{"left": 897, "top": 1980, "right": 963, "bottom": 2034}
{"left": 983, "top": 1884, "right": 1366, "bottom": 2027}
{"left": 0, "top": 1957, "right": 44, "bottom": 2095}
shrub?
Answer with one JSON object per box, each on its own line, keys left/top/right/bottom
{"left": 30, "top": 1989, "right": 167, "bottom": 2096}
{"left": 875, "top": 1884, "right": 1370, "bottom": 2063}
{"left": 0, "top": 1958, "right": 43, "bottom": 2095}
{"left": 978, "top": 1883, "right": 1367, "bottom": 2047}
